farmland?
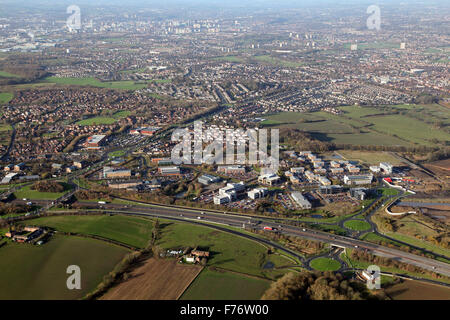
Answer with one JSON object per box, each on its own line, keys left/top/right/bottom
{"left": 181, "top": 268, "right": 271, "bottom": 300}
{"left": 261, "top": 104, "right": 450, "bottom": 147}
{"left": 30, "top": 215, "right": 154, "bottom": 248}
{"left": 0, "top": 235, "right": 129, "bottom": 300}
{"left": 385, "top": 280, "right": 450, "bottom": 300}
{"left": 101, "top": 258, "right": 202, "bottom": 300}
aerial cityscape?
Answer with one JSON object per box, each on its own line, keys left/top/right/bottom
{"left": 0, "top": 0, "right": 449, "bottom": 306}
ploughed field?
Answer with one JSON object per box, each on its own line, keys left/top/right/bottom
{"left": 100, "top": 258, "right": 203, "bottom": 300}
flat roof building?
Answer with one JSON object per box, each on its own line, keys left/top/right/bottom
{"left": 291, "top": 192, "right": 312, "bottom": 209}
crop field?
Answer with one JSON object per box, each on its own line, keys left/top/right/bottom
{"left": 310, "top": 257, "right": 341, "bottom": 271}
{"left": 30, "top": 215, "right": 154, "bottom": 248}
{"left": 0, "top": 235, "right": 129, "bottom": 299}
{"left": 14, "top": 182, "right": 73, "bottom": 200}
{"left": 157, "top": 222, "right": 292, "bottom": 278}
{"left": 101, "top": 258, "right": 202, "bottom": 300}
{"left": 385, "top": 280, "right": 450, "bottom": 300}
{"left": 181, "top": 268, "right": 271, "bottom": 300}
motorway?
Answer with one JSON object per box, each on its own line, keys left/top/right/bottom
{"left": 73, "top": 200, "right": 450, "bottom": 277}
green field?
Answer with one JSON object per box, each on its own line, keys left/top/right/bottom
{"left": 214, "top": 56, "right": 246, "bottom": 63}
{"left": 344, "top": 42, "right": 399, "bottom": 50}
{"left": 343, "top": 220, "right": 372, "bottom": 231}
{"left": 0, "top": 124, "right": 12, "bottom": 131}
{"left": 0, "top": 70, "right": 21, "bottom": 78}
{"left": 76, "top": 109, "right": 131, "bottom": 126}
{"left": 338, "top": 150, "right": 405, "bottom": 166}
{"left": 261, "top": 105, "right": 450, "bottom": 147}
{"left": 310, "top": 257, "right": 341, "bottom": 271}
{"left": 157, "top": 222, "right": 291, "bottom": 278}
{"left": 261, "top": 111, "right": 413, "bottom": 147}
{"left": 14, "top": 183, "right": 73, "bottom": 200}
{"left": 29, "top": 215, "right": 154, "bottom": 248}
{"left": 76, "top": 116, "right": 117, "bottom": 126}
{"left": 108, "top": 150, "right": 126, "bottom": 158}
{"left": 253, "top": 55, "right": 303, "bottom": 68}
{"left": 43, "top": 77, "right": 153, "bottom": 90}
{"left": 181, "top": 269, "right": 271, "bottom": 300}
{"left": 379, "top": 188, "right": 400, "bottom": 196}
{"left": 0, "top": 92, "right": 13, "bottom": 104}
{"left": 0, "top": 235, "right": 129, "bottom": 299}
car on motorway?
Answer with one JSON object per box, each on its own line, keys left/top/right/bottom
{"left": 354, "top": 245, "right": 359, "bottom": 248}
{"left": 180, "top": 214, "right": 183, "bottom": 217}
{"left": 302, "top": 228, "right": 306, "bottom": 232}
{"left": 201, "top": 212, "right": 205, "bottom": 215}
{"left": 197, "top": 216, "right": 203, "bottom": 220}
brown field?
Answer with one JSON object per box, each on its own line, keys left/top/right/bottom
{"left": 385, "top": 280, "right": 450, "bottom": 300}
{"left": 100, "top": 258, "right": 203, "bottom": 300}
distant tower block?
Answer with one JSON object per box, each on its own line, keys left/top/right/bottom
{"left": 296, "top": 34, "right": 299, "bottom": 39}
{"left": 280, "top": 43, "right": 283, "bottom": 48}
{"left": 289, "top": 32, "right": 293, "bottom": 37}
{"left": 400, "top": 42, "right": 406, "bottom": 49}
{"left": 351, "top": 44, "right": 358, "bottom": 51}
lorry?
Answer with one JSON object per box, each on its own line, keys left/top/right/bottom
{"left": 98, "top": 201, "right": 107, "bottom": 205}
{"left": 264, "top": 226, "right": 275, "bottom": 231}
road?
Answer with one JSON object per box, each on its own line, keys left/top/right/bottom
{"left": 69, "top": 201, "right": 450, "bottom": 277}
